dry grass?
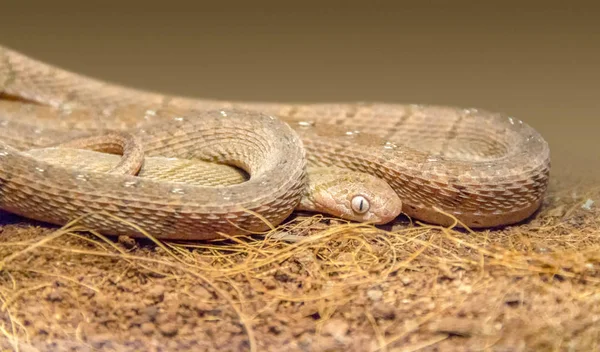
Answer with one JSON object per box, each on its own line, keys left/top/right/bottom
{"left": 0, "top": 181, "right": 598, "bottom": 351}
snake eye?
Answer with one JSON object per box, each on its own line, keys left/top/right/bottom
{"left": 351, "top": 195, "right": 370, "bottom": 214}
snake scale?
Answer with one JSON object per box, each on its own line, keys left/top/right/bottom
{"left": 0, "top": 45, "right": 550, "bottom": 240}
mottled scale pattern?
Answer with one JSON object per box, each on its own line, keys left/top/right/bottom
{"left": 0, "top": 109, "right": 307, "bottom": 240}
{"left": 0, "top": 45, "right": 551, "bottom": 238}
{"left": 26, "top": 149, "right": 402, "bottom": 225}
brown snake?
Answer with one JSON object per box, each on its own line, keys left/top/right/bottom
{"left": 0, "top": 46, "right": 550, "bottom": 240}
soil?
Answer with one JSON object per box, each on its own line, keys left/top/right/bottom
{"left": 0, "top": 178, "right": 598, "bottom": 351}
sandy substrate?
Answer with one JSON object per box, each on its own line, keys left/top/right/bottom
{"left": 0, "top": 179, "right": 598, "bottom": 351}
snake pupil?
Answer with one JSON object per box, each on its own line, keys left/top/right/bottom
{"left": 351, "top": 195, "right": 370, "bottom": 214}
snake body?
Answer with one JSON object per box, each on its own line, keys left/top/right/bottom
{"left": 0, "top": 46, "right": 550, "bottom": 239}
{"left": 25, "top": 147, "right": 403, "bottom": 226}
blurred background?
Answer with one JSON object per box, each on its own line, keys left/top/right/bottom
{"left": 1, "top": 1, "right": 598, "bottom": 184}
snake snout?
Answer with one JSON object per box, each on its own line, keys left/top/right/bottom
{"left": 373, "top": 196, "right": 403, "bottom": 225}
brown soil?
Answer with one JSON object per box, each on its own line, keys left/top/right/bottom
{"left": 0, "top": 179, "right": 598, "bottom": 352}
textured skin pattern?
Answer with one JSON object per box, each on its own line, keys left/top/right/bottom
{"left": 0, "top": 109, "right": 307, "bottom": 240}
{"left": 0, "top": 46, "right": 551, "bottom": 238}
{"left": 26, "top": 148, "right": 402, "bottom": 224}
{"left": 56, "top": 131, "right": 146, "bottom": 175}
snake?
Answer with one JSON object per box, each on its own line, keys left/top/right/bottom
{"left": 0, "top": 45, "right": 550, "bottom": 240}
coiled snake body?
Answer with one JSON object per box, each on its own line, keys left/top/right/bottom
{"left": 0, "top": 46, "right": 550, "bottom": 239}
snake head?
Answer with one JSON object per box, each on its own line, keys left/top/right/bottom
{"left": 298, "top": 167, "right": 403, "bottom": 224}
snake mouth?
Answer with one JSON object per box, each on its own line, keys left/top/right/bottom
{"left": 374, "top": 199, "right": 403, "bottom": 225}
{"left": 352, "top": 194, "right": 402, "bottom": 225}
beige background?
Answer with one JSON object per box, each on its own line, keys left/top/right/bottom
{"left": 1, "top": 1, "right": 598, "bottom": 183}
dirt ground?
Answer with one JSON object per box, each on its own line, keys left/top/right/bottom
{"left": 0, "top": 177, "right": 598, "bottom": 352}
